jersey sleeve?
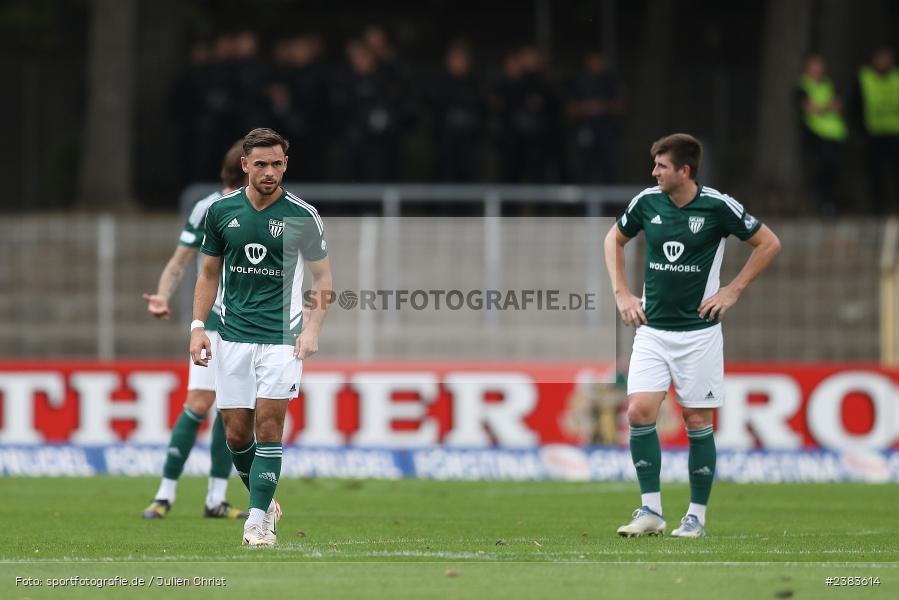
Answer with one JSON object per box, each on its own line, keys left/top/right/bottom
{"left": 617, "top": 193, "right": 644, "bottom": 238}
{"left": 178, "top": 207, "right": 205, "bottom": 248}
{"left": 717, "top": 193, "right": 762, "bottom": 241}
{"left": 298, "top": 214, "right": 328, "bottom": 262}
{"left": 200, "top": 204, "right": 225, "bottom": 256}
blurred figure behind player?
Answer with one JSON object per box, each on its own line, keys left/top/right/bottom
{"left": 141, "top": 140, "right": 248, "bottom": 520}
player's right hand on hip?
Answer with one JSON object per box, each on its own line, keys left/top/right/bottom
{"left": 616, "top": 293, "right": 648, "bottom": 327}
{"left": 143, "top": 293, "right": 171, "bottom": 319}
{"left": 190, "top": 331, "right": 212, "bottom": 367}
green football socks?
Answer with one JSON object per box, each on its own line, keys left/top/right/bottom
{"left": 687, "top": 425, "right": 716, "bottom": 505}
{"left": 209, "top": 411, "right": 233, "bottom": 479}
{"left": 162, "top": 405, "right": 205, "bottom": 480}
{"left": 228, "top": 439, "right": 257, "bottom": 491}
{"left": 629, "top": 422, "right": 661, "bottom": 494}
{"left": 249, "top": 442, "right": 283, "bottom": 512}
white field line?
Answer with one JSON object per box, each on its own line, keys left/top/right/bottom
{"left": 1, "top": 558, "right": 897, "bottom": 567}
{"left": 325, "top": 537, "right": 429, "bottom": 546}
{"left": 713, "top": 530, "right": 888, "bottom": 539}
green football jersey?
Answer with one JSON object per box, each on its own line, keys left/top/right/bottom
{"left": 617, "top": 185, "right": 762, "bottom": 331}
{"left": 180, "top": 190, "right": 223, "bottom": 332}
{"left": 201, "top": 187, "right": 328, "bottom": 345}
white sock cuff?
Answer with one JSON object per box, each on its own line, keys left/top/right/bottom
{"left": 641, "top": 492, "right": 663, "bottom": 515}
{"left": 687, "top": 502, "right": 707, "bottom": 524}
{"left": 155, "top": 478, "right": 178, "bottom": 502}
{"left": 247, "top": 508, "right": 266, "bottom": 527}
{"left": 205, "top": 477, "right": 228, "bottom": 508}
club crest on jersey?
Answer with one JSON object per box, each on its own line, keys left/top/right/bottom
{"left": 663, "top": 241, "right": 685, "bottom": 263}
{"left": 245, "top": 243, "right": 267, "bottom": 265}
{"left": 269, "top": 219, "right": 284, "bottom": 238}
{"left": 688, "top": 216, "right": 705, "bottom": 234}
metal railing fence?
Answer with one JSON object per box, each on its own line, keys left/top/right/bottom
{"left": 0, "top": 184, "right": 883, "bottom": 362}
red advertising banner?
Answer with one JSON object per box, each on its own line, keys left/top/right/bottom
{"left": 0, "top": 361, "right": 896, "bottom": 450}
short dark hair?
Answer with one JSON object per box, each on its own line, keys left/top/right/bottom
{"left": 220, "top": 140, "right": 247, "bottom": 188}
{"left": 242, "top": 127, "right": 289, "bottom": 156}
{"left": 650, "top": 133, "right": 703, "bottom": 179}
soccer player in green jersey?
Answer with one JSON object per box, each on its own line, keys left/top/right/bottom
{"left": 190, "top": 128, "right": 332, "bottom": 547}
{"left": 604, "top": 133, "right": 781, "bottom": 537}
{"left": 141, "top": 141, "right": 249, "bottom": 520}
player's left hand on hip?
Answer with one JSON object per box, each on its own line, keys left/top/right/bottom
{"left": 698, "top": 285, "right": 739, "bottom": 321}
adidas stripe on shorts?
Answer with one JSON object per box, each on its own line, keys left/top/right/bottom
{"left": 215, "top": 339, "right": 302, "bottom": 408}
{"left": 626, "top": 323, "right": 724, "bottom": 408}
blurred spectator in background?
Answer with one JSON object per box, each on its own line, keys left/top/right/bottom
{"left": 562, "top": 368, "right": 628, "bottom": 446}
{"left": 265, "top": 40, "right": 294, "bottom": 141}
{"left": 173, "top": 40, "right": 213, "bottom": 182}
{"left": 174, "top": 31, "right": 648, "bottom": 187}
{"left": 853, "top": 46, "right": 899, "bottom": 214}
{"left": 232, "top": 31, "right": 269, "bottom": 133}
{"left": 797, "top": 53, "right": 847, "bottom": 217}
{"left": 492, "top": 49, "right": 524, "bottom": 182}
{"left": 265, "top": 35, "right": 329, "bottom": 181}
{"left": 331, "top": 39, "right": 401, "bottom": 181}
{"left": 363, "top": 25, "right": 418, "bottom": 172}
{"left": 429, "top": 40, "right": 486, "bottom": 182}
{"left": 175, "top": 34, "right": 242, "bottom": 182}
{"left": 566, "top": 51, "right": 625, "bottom": 183}
{"left": 493, "top": 46, "right": 563, "bottom": 182}
{"left": 363, "top": 25, "right": 401, "bottom": 85}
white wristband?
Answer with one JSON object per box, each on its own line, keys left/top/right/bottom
{"left": 190, "top": 319, "right": 206, "bottom": 331}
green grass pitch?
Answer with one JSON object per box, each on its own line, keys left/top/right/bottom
{"left": 1, "top": 477, "right": 895, "bottom": 599}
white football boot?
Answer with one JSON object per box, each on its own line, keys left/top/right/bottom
{"left": 242, "top": 522, "right": 273, "bottom": 547}
{"left": 616, "top": 506, "right": 667, "bottom": 537}
{"left": 262, "top": 499, "right": 282, "bottom": 545}
{"left": 671, "top": 514, "right": 706, "bottom": 538}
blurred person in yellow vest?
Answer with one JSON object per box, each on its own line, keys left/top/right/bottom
{"left": 797, "top": 53, "right": 847, "bottom": 217}
{"left": 852, "top": 46, "right": 899, "bottom": 214}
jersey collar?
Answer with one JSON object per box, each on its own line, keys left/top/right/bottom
{"left": 242, "top": 186, "right": 286, "bottom": 213}
{"left": 665, "top": 181, "right": 702, "bottom": 210}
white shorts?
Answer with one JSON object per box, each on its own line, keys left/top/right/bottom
{"left": 215, "top": 339, "right": 302, "bottom": 409}
{"left": 627, "top": 324, "right": 724, "bottom": 408}
{"left": 187, "top": 331, "right": 220, "bottom": 391}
